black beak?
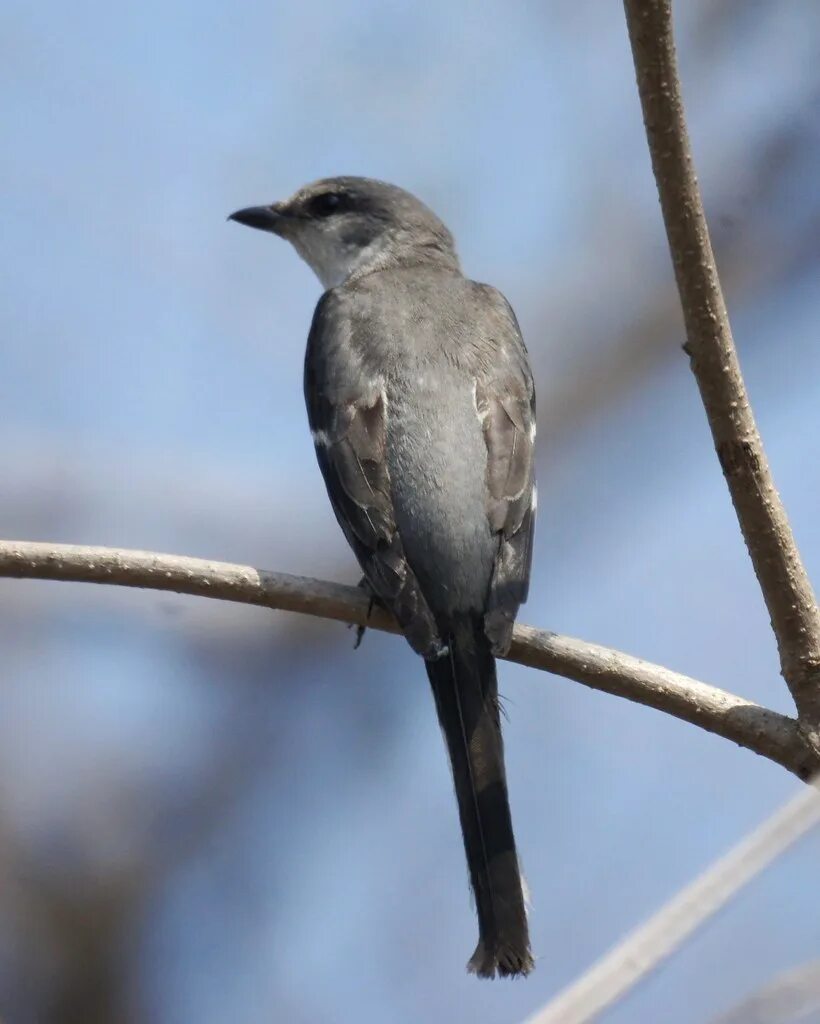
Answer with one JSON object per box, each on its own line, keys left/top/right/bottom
{"left": 228, "top": 204, "right": 284, "bottom": 233}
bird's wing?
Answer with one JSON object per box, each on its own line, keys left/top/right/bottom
{"left": 473, "top": 285, "right": 537, "bottom": 655}
{"left": 303, "top": 290, "right": 441, "bottom": 657}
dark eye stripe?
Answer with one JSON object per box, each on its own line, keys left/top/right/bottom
{"left": 308, "top": 192, "right": 347, "bottom": 217}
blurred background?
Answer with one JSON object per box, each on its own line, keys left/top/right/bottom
{"left": 1, "top": 1, "right": 819, "bottom": 1021}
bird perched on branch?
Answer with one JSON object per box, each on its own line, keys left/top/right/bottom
{"left": 230, "top": 177, "right": 536, "bottom": 978}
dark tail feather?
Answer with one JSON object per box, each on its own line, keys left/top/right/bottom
{"left": 425, "top": 615, "right": 533, "bottom": 978}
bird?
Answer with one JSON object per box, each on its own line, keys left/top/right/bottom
{"left": 229, "top": 177, "right": 536, "bottom": 978}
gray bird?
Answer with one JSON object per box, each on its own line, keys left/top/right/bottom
{"left": 230, "top": 177, "right": 536, "bottom": 978}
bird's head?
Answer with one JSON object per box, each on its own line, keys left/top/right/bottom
{"left": 229, "top": 176, "right": 459, "bottom": 289}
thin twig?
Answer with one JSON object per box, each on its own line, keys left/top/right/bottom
{"left": 520, "top": 7, "right": 820, "bottom": 1022}
{"left": 711, "top": 959, "right": 820, "bottom": 1024}
{"left": 0, "top": 539, "right": 816, "bottom": 778}
{"left": 525, "top": 784, "right": 820, "bottom": 1024}
{"left": 623, "top": 0, "right": 820, "bottom": 744}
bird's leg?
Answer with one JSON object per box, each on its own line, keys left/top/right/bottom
{"left": 350, "top": 575, "right": 384, "bottom": 649}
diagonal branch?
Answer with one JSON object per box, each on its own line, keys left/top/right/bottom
{"left": 712, "top": 958, "right": 820, "bottom": 1024}
{"left": 623, "top": 0, "right": 820, "bottom": 743}
{"left": 525, "top": 784, "right": 820, "bottom": 1024}
{"left": 0, "top": 539, "right": 817, "bottom": 779}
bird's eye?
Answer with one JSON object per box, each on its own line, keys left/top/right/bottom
{"left": 309, "top": 192, "right": 344, "bottom": 217}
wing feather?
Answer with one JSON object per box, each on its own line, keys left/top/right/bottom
{"left": 304, "top": 291, "right": 441, "bottom": 657}
{"left": 473, "top": 286, "right": 537, "bottom": 655}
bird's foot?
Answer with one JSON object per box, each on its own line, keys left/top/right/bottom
{"left": 350, "top": 576, "right": 384, "bottom": 649}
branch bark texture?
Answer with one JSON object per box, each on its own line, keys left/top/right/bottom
{"left": 623, "top": 0, "right": 820, "bottom": 742}
{"left": 0, "top": 539, "right": 816, "bottom": 779}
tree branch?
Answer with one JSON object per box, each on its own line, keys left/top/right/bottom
{"left": 0, "top": 539, "right": 816, "bottom": 779}
{"left": 623, "top": 0, "right": 820, "bottom": 744}
{"left": 712, "top": 959, "right": 820, "bottom": 1024}
{"left": 525, "top": 784, "right": 820, "bottom": 1024}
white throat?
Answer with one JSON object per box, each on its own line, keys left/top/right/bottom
{"left": 292, "top": 234, "right": 390, "bottom": 289}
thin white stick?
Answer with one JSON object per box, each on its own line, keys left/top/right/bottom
{"left": 712, "top": 959, "right": 820, "bottom": 1023}
{"left": 525, "top": 784, "right": 820, "bottom": 1024}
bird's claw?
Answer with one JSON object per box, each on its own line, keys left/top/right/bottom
{"left": 349, "top": 576, "right": 381, "bottom": 649}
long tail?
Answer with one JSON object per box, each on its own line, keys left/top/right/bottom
{"left": 425, "top": 615, "right": 533, "bottom": 978}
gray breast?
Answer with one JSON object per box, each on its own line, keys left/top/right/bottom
{"left": 385, "top": 365, "right": 496, "bottom": 619}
